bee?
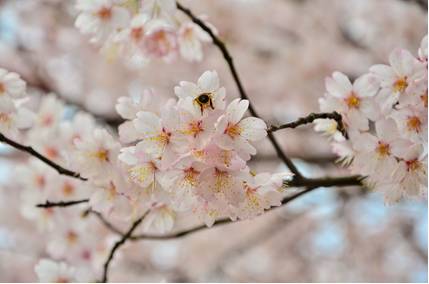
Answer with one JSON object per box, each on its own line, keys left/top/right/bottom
{"left": 194, "top": 93, "right": 214, "bottom": 114}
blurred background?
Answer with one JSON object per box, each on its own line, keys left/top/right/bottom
{"left": 0, "top": 0, "right": 427, "bottom": 282}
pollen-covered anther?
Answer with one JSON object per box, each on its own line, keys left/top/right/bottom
{"left": 345, "top": 92, "right": 360, "bottom": 109}
{"left": 406, "top": 116, "right": 422, "bottom": 132}
{"left": 225, "top": 123, "right": 242, "bottom": 138}
{"left": 97, "top": 7, "right": 112, "bottom": 20}
{"left": 393, "top": 77, "right": 408, "bottom": 93}
{"left": 375, "top": 142, "right": 390, "bottom": 157}
{"left": 93, "top": 149, "right": 109, "bottom": 162}
{"left": 406, "top": 159, "right": 421, "bottom": 172}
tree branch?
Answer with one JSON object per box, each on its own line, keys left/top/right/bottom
{"left": 36, "top": 199, "right": 89, "bottom": 208}
{"left": 89, "top": 175, "right": 363, "bottom": 242}
{"left": 176, "top": 2, "right": 303, "bottom": 180}
{"left": 101, "top": 212, "right": 148, "bottom": 283}
{"left": 0, "top": 133, "right": 86, "bottom": 181}
{"left": 268, "top": 111, "right": 348, "bottom": 138}
{"left": 400, "top": 0, "right": 428, "bottom": 11}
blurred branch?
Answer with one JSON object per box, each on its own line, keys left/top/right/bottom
{"left": 101, "top": 212, "right": 148, "bottom": 283}
{"left": 0, "top": 133, "right": 86, "bottom": 181}
{"left": 36, "top": 199, "right": 89, "bottom": 208}
{"left": 400, "top": 0, "right": 428, "bottom": 11}
{"left": 16, "top": 45, "right": 125, "bottom": 128}
{"left": 268, "top": 111, "right": 348, "bottom": 138}
{"left": 176, "top": 1, "right": 304, "bottom": 180}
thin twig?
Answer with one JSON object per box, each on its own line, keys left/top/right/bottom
{"left": 176, "top": 2, "right": 303, "bottom": 180}
{"left": 101, "top": 212, "right": 148, "bottom": 283}
{"left": 84, "top": 209, "right": 125, "bottom": 236}
{"left": 0, "top": 133, "right": 86, "bottom": 181}
{"left": 36, "top": 199, "right": 89, "bottom": 208}
{"left": 268, "top": 111, "right": 348, "bottom": 138}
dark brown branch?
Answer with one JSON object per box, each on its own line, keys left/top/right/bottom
{"left": 91, "top": 175, "right": 363, "bottom": 241}
{"left": 268, "top": 111, "right": 348, "bottom": 138}
{"left": 101, "top": 212, "right": 148, "bottom": 283}
{"left": 176, "top": 2, "right": 303, "bottom": 180}
{"left": 36, "top": 199, "right": 89, "bottom": 208}
{"left": 0, "top": 133, "right": 86, "bottom": 181}
{"left": 288, "top": 175, "right": 364, "bottom": 188}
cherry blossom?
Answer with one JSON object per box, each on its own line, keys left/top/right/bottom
{"left": 75, "top": 0, "right": 131, "bottom": 43}
{"left": 0, "top": 97, "right": 33, "bottom": 137}
{"left": 178, "top": 22, "right": 211, "bottom": 62}
{"left": 370, "top": 48, "right": 426, "bottom": 113}
{"left": 318, "top": 34, "right": 428, "bottom": 203}
{"left": 313, "top": 118, "right": 345, "bottom": 142}
{"left": 215, "top": 98, "right": 267, "bottom": 160}
{"left": 174, "top": 70, "right": 226, "bottom": 116}
{"left": 319, "top": 72, "right": 379, "bottom": 131}
{"left": 35, "top": 259, "right": 80, "bottom": 283}
{"left": 0, "top": 68, "right": 26, "bottom": 98}
{"left": 73, "top": 128, "right": 120, "bottom": 181}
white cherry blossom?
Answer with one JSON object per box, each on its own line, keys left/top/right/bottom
{"left": 215, "top": 99, "right": 267, "bottom": 160}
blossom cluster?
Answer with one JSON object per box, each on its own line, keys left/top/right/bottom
{"left": 8, "top": 71, "right": 289, "bottom": 281}
{"left": 73, "top": 70, "right": 290, "bottom": 230}
{"left": 75, "top": 0, "right": 211, "bottom": 67}
{"left": 315, "top": 35, "right": 428, "bottom": 203}
{"left": 15, "top": 96, "right": 111, "bottom": 282}
{"left": 0, "top": 68, "right": 33, "bottom": 138}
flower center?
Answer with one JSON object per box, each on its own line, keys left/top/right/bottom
{"left": 406, "top": 159, "right": 421, "bottom": 172}
{"left": 41, "top": 115, "right": 53, "bottom": 126}
{"left": 35, "top": 175, "right": 45, "bottom": 188}
{"left": 66, "top": 230, "right": 78, "bottom": 245}
{"left": 345, "top": 93, "right": 360, "bottom": 109}
{"left": 183, "top": 167, "right": 199, "bottom": 187}
{"left": 393, "top": 77, "right": 408, "bottom": 93}
{"left": 97, "top": 7, "right": 112, "bottom": 20}
{"left": 225, "top": 123, "right": 242, "bottom": 138}
{"left": 186, "top": 120, "right": 203, "bottom": 137}
{"left": 62, "top": 182, "right": 75, "bottom": 197}
{"left": 0, "top": 83, "right": 5, "bottom": 94}
{"left": 158, "top": 129, "right": 171, "bottom": 145}
{"left": 375, "top": 142, "right": 390, "bottom": 157}
{"left": 94, "top": 149, "right": 109, "bottom": 162}
{"left": 0, "top": 113, "right": 10, "bottom": 123}
{"left": 183, "top": 27, "right": 194, "bottom": 40}
{"left": 45, "top": 146, "right": 59, "bottom": 159}
{"left": 131, "top": 27, "right": 144, "bottom": 41}
{"left": 406, "top": 116, "right": 421, "bottom": 132}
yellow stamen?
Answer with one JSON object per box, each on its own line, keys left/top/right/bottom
{"left": 345, "top": 93, "right": 360, "bottom": 109}
{"left": 393, "top": 77, "right": 408, "bottom": 93}
{"left": 225, "top": 123, "right": 242, "bottom": 138}
{"left": 407, "top": 116, "right": 421, "bottom": 132}
{"left": 375, "top": 142, "right": 390, "bottom": 157}
{"left": 92, "top": 149, "right": 109, "bottom": 162}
